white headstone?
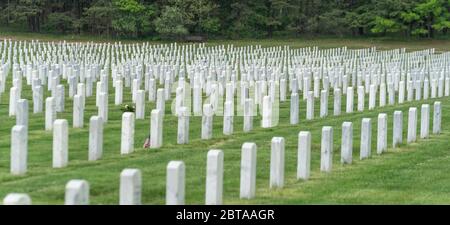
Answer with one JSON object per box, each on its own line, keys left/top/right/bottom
{"left": 433, "top": 101, "right": 441, "bottom": 134}
{"left": 98, "top": 92, "right": 108, "bottom": 123}
{"left": 261, "top": 96, "right": 272, "bottom": 127}
{"left": 53, "top": 119, "right": 68, "bottom": 168}
{"left": 393, "top": 111, "right": 403, "bottom": 148}
{"left": 320, "top": 90, "right": 328, "bottom": 118}
{"left": 201, "top": 104, "right": 213, "bottom": 139}
{"left": 65, "top": 179, "right": 89, "bottom": 205}
{"left": 341, "top": 122, "right": 353, "bottom": 164}
{"left": 120, "top": 168, "right": 142, "bottom": 205}
{"left": 244, "top": 98, "right": 253, "bottom": 132}
{"left": 45, "top": 97, "right": 56, "bottom": 130}
{"left": 11, "top": 125, "right": 27, "bottom": 175}
{"left": 193, "top": 85, "right": 202, "bottom": 116}
{"left": 407, "top": 81, "right": 413, "bottom": 101}
{"left": 297, "top": 131, "right": 311, "bottom": 180}
{"left": 270, "top": 137, "right": 285, "bottom": 188}
{"left": 88, "top": 116, "right": 103, "bottom": 161}
{"left": 115, "top": 80, "right": 123, "bottom": 105}
{"left": 16, "top": 99, "right": 28, "bottom": 126}
{"left": 379, "top": 83, "right": 386, "bottom": 107}
{"left": 346, "top": 87, "right": 354, "bottom": 113}
{"left": 320, "top": 126, "right": 333, "bottom": 172}
{"left": 205, "top": 149, "right": 224, "bottom": 205}
{"left": 360, "top": 118, "right": 371, "bottom": 159}
{"left": 166, "top": 161, "right": 185, "bottom": 205}
{"left": 357, "top": 86, "right": 364, "bottom": 111}
{"left": 306, "top": 91, "right": 314, "bottom": 120}
{"left": 334, "top": 88, "right": 341, "bottom": 116}
{"left": 420, "top": 104, "right": 429, "bottom": 138}
{"left": 33, "top": 85, "right": 43, "bottom": 113}
{"left": 369, "top": 84, "right": 376, "bottom": 110}
{"left": 156, "top": 88, "right": 165, "bottom": 116}
{"left": 148, "top": 78, "right": 156, "bottom": 102}
{"left": 9, "top": 87, "right": 20, "bottom": 116}
{"left": 240, "top": 142, "right": 257, "bottom": 199}
{"left": 136, "top": 90, "right": 145, "bottom": 119}
{"left": 150, "top": 109, "right": 163, "bottom": 148}
{"left": 377, "top": 113, "right": 388, "bottom": 154}
{"left": 280, "top": 79, "right": 286, "bottom": 102}
{"left": 290, "top": 92, "right": 299, "bottom": 124}
{"left": 121, "top": 112, "right": 135, "bottom": 154}
{"left": 388, "top": 83, "right": 395, "bottom": 105}
{"left": 223, "top": 101, "right": 234, "bottom": 135}
{"left": 398, "top": 81, "right": 405, "bottom": 104}
{"left": 407, "top": 107, "right": 417, "bottom": 143}
{"left": 73, "top": 94, "right": 84, "bottom": 128}
{"left": 177, "top": 107, "right": 190, "bottom": 144}
{"left": 3, "top": 193, "right": 31, "bottom": 205}
{"left": 55, "top": 85, "right": 65, "bottom": 112}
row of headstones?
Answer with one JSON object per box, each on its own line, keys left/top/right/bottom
{"left": 4, "top": 101, "right": 442, "bottom": 204}
{"left": 2, "top": 43, "right": 443, "bottom": 93}
{"left": 112, "top": 62, "right": 449, "bottom": 108}
{"left": 291, "top": 79, "right": 449, "bottom": 123}
{"left": 6, "top": 47, "right": 444, "bottom": 113}
{"left": 4, "top": 70, "right": 447, "bottom": 111}
{"left": 80, "top": 73, "right": 450, "bottom": 128}
{"left": 8, "top": 69, "right": 108, "bottom": 128}
{"left": 0, "top": 43, "right": 359, "bottom": 67}
{"left": 3, "top": 44, "right": 232, "bottom": 65}
{"left": 99, "top": 51, "right": 446, "bottom": 82}
{"left": 122, "top": 68, "right": 450, "bottom": 104}
{"left": 3, "top": 169, "right": 135, "bottom": 205}
{"left": 0, "top": 41, "right": 382, "bottom": 61}
{"left": 7, "top": 64, "right": 449, "bottom": 119}
{"left": 9, "top": 66, "right": 444, "bottom": 172}
{"left": 3, "top": 45, "right": 448, "bottom": 131}
{"left": 0, "top": 43, "right": 441, "bottom": 76}
{"left": 8, "top": 45, "right": 432, "bottom": 77}
{"left": 3, "top": 40, "right": 216, "bottom": 57}
{"left": 7, "top": 75, "right": 443, "bottom": 127}
{"left": 9, "top": 77, "right": 447, "bottom": 164}
{"left": 147, "top": 78, "right": 449, "bottom": 147}
{"left": 1, "top": 43, "right": 444, "bottom": 103}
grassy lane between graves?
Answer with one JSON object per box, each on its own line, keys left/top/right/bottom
{"left": 2, "top": 31, "right": 450, "bottom": 52}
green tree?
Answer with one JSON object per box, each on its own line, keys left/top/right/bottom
{"left": 225, "top": 0, "right": 267, "bottom": 38}
{"left": 1, "top": 0, "right": 450, "bottom": 38}
{"left": 168, "top": 0, "right": 221, "bottom": 36}
{"left": 414, "top": 0, "right": 447, "bottom": 37}
{"left": 82, "top": 0, "right": 115, "bottom": 36}
{"left": 400, "top": 11, "right": 420, "bottom": 36}
{"left": 6, "top": 0, "right": 46, "bottom": 32}
{"left": 265, "top": 0, "right": 292, "bottom": 37}
{"left": 344, "top": 1, "right": 377, "bottom": 36}
{"left": 43, "top": 12, "right": 74, "bottom": 34}
{"left": 154, "top": 5, "right": 188, "bottom": 39}
{"left": 371, "top": 16, "right": 402, "bottom": 35}
{"left": 111, "top": 0, "right": 153, "bottom": 37}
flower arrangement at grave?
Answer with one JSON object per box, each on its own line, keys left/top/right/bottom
{"left": 121, "top": 104, "right": 135, "bottom": 113}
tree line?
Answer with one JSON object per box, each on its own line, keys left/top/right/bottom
{"left": 0, "top": 0, "right": 449, "bottom": 39}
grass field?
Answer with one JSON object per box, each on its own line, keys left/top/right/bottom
{"left": 2, "top": 30, "right": 450, "bottom": 52}
{"left": 0, "top": 36, "right": 449, "bottom": 204}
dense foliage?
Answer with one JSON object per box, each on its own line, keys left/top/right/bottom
{"left": 0, "top": 0, "right": 449, "bottom": 39}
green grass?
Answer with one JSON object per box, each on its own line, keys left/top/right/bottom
{"left": 2, "top": 30, "right": 450, "bottom": 52}
{"left": 0, "top": 37, "right": 449, "bottom": 204}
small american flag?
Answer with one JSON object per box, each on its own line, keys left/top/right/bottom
{"left": 143, "top": 136, "right": 151, "bottom": 148}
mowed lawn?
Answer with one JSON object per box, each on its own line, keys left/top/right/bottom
{"left": 0, "top": 38, "right": 449, "bottom": 204}
{"left": 2, "top": 30, "right": 450, "bottom": 52}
